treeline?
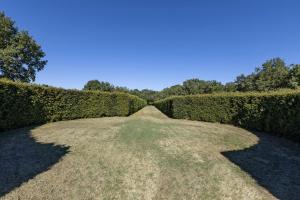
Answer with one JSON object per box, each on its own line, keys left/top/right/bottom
{"left": 83, "top": 58, "right": 300, "bottom": 103}
{"left": 83, "top": 80, "right": 161, "bottom": 103}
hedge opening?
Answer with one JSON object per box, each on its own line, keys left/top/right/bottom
{"left": 0, "top": 80, "right": 146, "bottom": 131}
{"left": 154, "top": 90, "right": 300, "bottom": 142}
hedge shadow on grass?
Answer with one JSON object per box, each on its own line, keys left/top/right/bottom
{"left": 222, "top": 132, "right": 300, "bottom": 200}
{"left": 0, "top": 127, "right": 70, "bottom": 197}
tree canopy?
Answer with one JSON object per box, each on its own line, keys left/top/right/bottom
{"left": 235, "top": 58, "right": 292, "bottom": 91}
{"left": 288, "top": 64, "right": 300, "bottom": 88}
{"left": 83, "top": 80, "right": 114, "bottom": 92}
{"left": 0, "top": 12, "right": 47, "bottom": 82}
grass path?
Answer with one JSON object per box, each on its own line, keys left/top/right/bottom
{"left": 1, "top": 106, "right": 300, "bottom": 200}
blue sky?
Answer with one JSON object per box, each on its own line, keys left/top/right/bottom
{"left": 1, "top": 0, "right": 300, "bottom": 90}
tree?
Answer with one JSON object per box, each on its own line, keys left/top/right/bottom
{"left": 254, "top": 58, "right": 289, "bottom": 91}
{"left": 115, "top": 86, "right": 130, "bottom": 93}
{"left": 224, "top": 82, "right": 237, "bottom": 92}
{"left": 183, "top": 79, "right": 224, "bottom": 94}
{"left": 204, "top": 80, "right": 224, "bottom": 93}
{"left": 83, "top": 80, "right": 114, "bottom": 91}
{"left": 235, "top": 74, "right": 256, "bottom": 92}
{"left": 234, "top": 58, "right": 294, "bottom": 92}
{"left": 287, "top": 64, "right": 300, "bottom": 88}
{"left": 0, "top": 12, "right": 47, "bottom": 82}
{"left": 161, "top": 85, "right": 186, "bottom": 97}
{"left": 183, "top": 79, "right": 208, "bottom": 94}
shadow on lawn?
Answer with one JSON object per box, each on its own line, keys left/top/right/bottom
{"left": 222, "top": 131, "right": 300, "bottom": 200}
{"left": 0, "top": 127, "right": 70, "bottom": 197}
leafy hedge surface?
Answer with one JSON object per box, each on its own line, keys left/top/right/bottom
{"left": 0, "top": 80, "right": 146, "bottom": 131}
{"left": 154, "top": 91, "right": 300, "bottom": 142}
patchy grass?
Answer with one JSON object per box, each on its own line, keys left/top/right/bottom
{"left": 1, "top": 106, "right": 299, "bottom": 200}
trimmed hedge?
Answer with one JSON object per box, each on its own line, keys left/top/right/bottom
{"left": 0, "top": 80, "right": 146, "bottom": 131}
{"left": 154, "top": 91, "right": 300, "bottom": 142}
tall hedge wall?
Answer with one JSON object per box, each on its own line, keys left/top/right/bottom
{"left": 154, "top": 91, "right": 300, "bottom": 142}
{"left": 0, "top": 80, "right": 146, "bottom": 131}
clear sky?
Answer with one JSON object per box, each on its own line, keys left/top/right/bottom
{"left": 1, "top": 0, "right": 300, "bottom": 90}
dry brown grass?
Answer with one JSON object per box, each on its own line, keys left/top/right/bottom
{"left": 1, "top": 106, "right": 299, "bottom": 200}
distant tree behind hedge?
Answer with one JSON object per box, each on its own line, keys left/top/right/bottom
{"left": 0, "top": 12, "right": 47, "bottom": 82}
{"left": 255, "top": 58, "right": 289, "bottom": 91}
{"left": 161, "top": 85, "right": 187, "bottom": 97}
{"left": 130, "top": 89, "right": 160, "bottom": 104}
{"left": 288, "top": 64, "right": 300, "bottom": 88}
{"left": 182, "top": 79, "right": 224, "bottom": 94}
{"left": 235, "top": 58, "right": 294, "bottom": 92}
{"left": 83, "top": 58, "right": 300, "bottom": 103}
{"left": 224, "top": 82, "right": 236, "bottom": 92}
{"left": 83, "top": 80, "right": 114, "bottom": 92}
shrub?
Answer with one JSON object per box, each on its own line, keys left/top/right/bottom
{"left": 0, "top": 80, "right": 146, "bottom": 131}
{"left": 154, "top": 90, "right": 300, "bottom": 142}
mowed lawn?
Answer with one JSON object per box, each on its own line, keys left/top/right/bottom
{"left": 1, "top": 106, "right": 300, "bottom": 200}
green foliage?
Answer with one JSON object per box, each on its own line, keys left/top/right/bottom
{"left": 83, "top": 80, "right": 114, "bottom": 91}
{"left": 235, "top": 74, "right": 256, "bottom": 92}
{"left": 224, "top": 82, "right": 237, "bottom": 92}
{"left": 0, "top": 12, "right": 17, "bottom": 49}
{"left": 127, "top": 79, "right": 225, "bottom": 104}
{"left": 182, "top": 79, "right": 223, "bottom": 94}
{"left": 0, "top": 79, "right": 146, "bottom": 131}
{"left": 288, "top": 64, "right": 300, "bottom": 88}
{"left": 0, "top": 12, "right": 47, "bottom": 82}
{"left": 235, "top": 58, "right": 291, "bottom": 92}
{"left": 204, "top": 80, "right": 224, "bottom": 93}
{"left": 115, "top": 86, "right": 130, "bottom": 93}
{"left": 130, "top": 89, "right": 160, "bottom": 104}
{"left": 154, "top": 90, "right": 300, "bottom": 142}
{"left": 255, "top": 58, "right": 289, "bottom": 91}
{"left": 161, "top": 85, "right": 187, "bottom": 97}
{"left": 183, "top": 79, "right": 207, "bottom": 94}
{"left": 83, "top": 80, "right": 161, "bottom": 104}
